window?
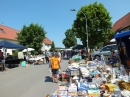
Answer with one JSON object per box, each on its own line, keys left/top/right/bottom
{"left": 112, "top": 45, "right": 118, "bottom": 50}
{"left": 45, "top": 44, "right": 49, "bottom": 47}
{"left": 0, "top": 28, "right": 6, "bottom": 34}
{"left": 102, "top": 45, "right": 112, "bottom": 51}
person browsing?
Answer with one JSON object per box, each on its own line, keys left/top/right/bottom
{"left": 107, "top": 49, "right": 117, "bottom": 67}
{"left": 45, "top": 50, "right": 49, "bottom": 63}
{"left": 51, "top": 53, "right": 61, "bottom": 83}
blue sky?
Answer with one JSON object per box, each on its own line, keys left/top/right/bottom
{"left": 0, "top": 0, "right": 130, "bottom": 48}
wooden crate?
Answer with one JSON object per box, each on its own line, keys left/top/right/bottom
{"left": 62, "top": 77, "right": 69, "bottom": 82}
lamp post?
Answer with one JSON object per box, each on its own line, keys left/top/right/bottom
{"left": 71, "top": 9, "right": 88, "bottom": 54}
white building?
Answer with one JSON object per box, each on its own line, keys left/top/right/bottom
{"left": 41, "top": 37, "right": 52, "bottom": 51}
{"left": 0, "top": 24, "right": 52, "bottom": 54}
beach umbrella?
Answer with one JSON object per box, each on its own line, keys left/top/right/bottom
{"left": 22, "top": 48, "right": 35, "bottom": 52}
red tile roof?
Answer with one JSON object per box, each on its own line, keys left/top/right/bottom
{"left": 112, "top": 12, "right": 130, "bottom": 31}
{"left": 43, "top": 37, "right": 52, "bottom": 45}
{"left": 0, "top": 24, "right": 20, "bottom": 41}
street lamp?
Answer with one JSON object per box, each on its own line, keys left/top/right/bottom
{"left": 71, "top": 9, "right": 88, "bottom": 53}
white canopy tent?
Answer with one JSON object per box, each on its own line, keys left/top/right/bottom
{"left": 22, "top": 48, "right": 35, "bottom": 52}
{"left": 110, "top": 38, "right": 116, "bottom": 42}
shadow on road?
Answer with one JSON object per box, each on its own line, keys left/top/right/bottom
{"left": 44, "top": 76, "right": 52, "bottom": 82}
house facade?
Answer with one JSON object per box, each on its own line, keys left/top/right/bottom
{"left": 41, "top": 37, "right": 52, "bottom": 51}
{"left": 105, "top": 12, "right": 130, "bottom": 45}
{"left": 112, "top": 12, "right": 130, "bottom": 32}
{"left": 0, "top": 24, "right": 52, "bottom": 54}
{"left": 0, "top": 24, "right": 20, "bottom": 55}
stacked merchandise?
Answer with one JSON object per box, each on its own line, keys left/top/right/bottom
{"left": 61, "top": 71, "right": 70, "bottom": 82}
{"left": 77, "top": 81, "right": 89, "bottom": 96}
{"left": 52, "top": 82, "right": 89, "bottom": 96}
{"left": 67, "top": 62, "right": 80, "bottom": 78}
{"left": 68, "top": 84, "right": 77, "bottom": 96}
{"left": 49, "top": 58, "right": 130, "bottom": 97}
{"left": 71, "top": 55, "right": 82, "bottom": 63}
{"left": 56, "top": 85, "right": 68, "bottom": 96}
{"left": 87, "top": 83, "right": 100, "bottom": 96}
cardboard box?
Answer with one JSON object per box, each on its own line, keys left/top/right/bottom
{"left": 62, "top": 72, "right": 70, "bottom": 77}
{"left": 72, "top": 79, "right": 76, "bottom": 83}
{"left": 56, "top": 90, "right": 68, "bottom": 96}
{"left": 70, "top": 70, "right": 80, "bottom": 76}
{"left": 5, "top": 68, "right": 9, "bottom": 71}
{"left": 68, "top": 92, "right": 77, "bottom": 96}
{"left": 37, "top": 61, "right": 42, "bottom": 65}
{"left": 68, "top": 84, "right": 77, "bottom": 92}
{"left": 77, "top": 90, "right": 88, "bottom": 96}
{"left": 88, "top": 90, "right": 100, "bottom": 96}
{"left": 62, "top": 77, "right": 69, "bottom": 82}
{"left": 58, "top": 86, "right": 67, "bottom": 91}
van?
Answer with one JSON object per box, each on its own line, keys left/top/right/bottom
{"left": 92, "top": 44, "right": 118, "bottom": 59}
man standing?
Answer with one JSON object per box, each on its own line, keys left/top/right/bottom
{"left": 0, "top": 50, "right": 3, "bottom": 60}
{"left": 51, "top": 53, "right": 61, "bottom": 83}
{"left": 57, "top": 50, "right": 61, "bottom": 62}
{"left": 45, "top": 50, "right": 49, "bottom": 64}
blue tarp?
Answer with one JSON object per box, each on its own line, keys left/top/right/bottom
{"left": 114, "top": 30, "right": 130, "bottom": 38}
{"left": 0, "top": 40, "right": 26, "bottom": 49}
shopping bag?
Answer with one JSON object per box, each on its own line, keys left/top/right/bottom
{"left": 21, "top": 61, "right": 26, "bottom": 67}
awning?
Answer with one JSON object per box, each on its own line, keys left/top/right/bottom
{"left": 114, "top": 30, "right": 130, "bottom": 38}
{"left": 0, "top": 40, "right": 26, "bottom": 49}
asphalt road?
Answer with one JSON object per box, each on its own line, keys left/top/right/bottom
{"left": 0, "top": 58, "right": 69, "bottom": 97}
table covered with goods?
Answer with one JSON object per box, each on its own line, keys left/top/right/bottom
{"left": 47, "top": 55, "right": 130, "bottom": 97}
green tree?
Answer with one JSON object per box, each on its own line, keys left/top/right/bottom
{"left": 62, "top": 29, "right": 77, "bottom": 48}
{"left": 12, "top": 50, "right": 20, "bottom": 57}
{"left": 50, "top": 41, "right": 56, "bottom": 51}
{"left": 72, "top": 2, "right": 114, "bottom": 49}
{"left": 17, "top": 23, "right": 46, "bottom": 55}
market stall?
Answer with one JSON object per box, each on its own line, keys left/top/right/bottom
{"left": 0, "top": 40, "right": 27, "bottom": 72}
{"left": 114, "top": 30, "right": 130, "bottom": 70}
{"left": 28, "top": 56, "right": 45, "bottom": 65}
{"left": 46, "top": 52, "right": 130, "bottom": 97}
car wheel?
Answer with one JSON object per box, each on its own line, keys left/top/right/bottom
{"left": 94, "top": 55, "right": 100, "bottom": 60}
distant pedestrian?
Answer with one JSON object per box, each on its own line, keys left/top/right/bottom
{"left": 48, "top": 55, "right": 52, "bottom": 74}
{"left": 0, "top": 50, "right": 3, "bottom": 60}
{"left": 66, "top": 51, "right": 68, "bottom": 58}
{"left": 42, "top": 51, "right": 45, "bottom": 63}
{"left": 45, "top": 50, "right": 49, "bottom": 64}
{"left": 94, "top": 46, "right": 99, "bottom": 52}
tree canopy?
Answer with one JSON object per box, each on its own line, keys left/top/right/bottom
{"left": 72, "top": 2, "right": 115, "bottom": 49}
{"left": 62, "top": 29, "right": 77, "bottom": 48}
{"left": 17, "top": 23, "right": 46, "bottom": 54}
{"left": 50, "top": 41, "right": 56, "bottom": 51}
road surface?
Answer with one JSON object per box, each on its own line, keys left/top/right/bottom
{"left": 0, "top": 58, "right": 69, "bottom": 97}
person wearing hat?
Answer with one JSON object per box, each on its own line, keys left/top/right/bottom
{"left": 50, "top": 53, "right": 61, "bottom": 83}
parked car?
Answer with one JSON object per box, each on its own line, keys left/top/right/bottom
{"left": 92, "top": 44, "right": 118, "bottom": 59}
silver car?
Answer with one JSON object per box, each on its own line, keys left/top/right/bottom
{"left": 92, "top": 44, "right": 118, "bottom": 59}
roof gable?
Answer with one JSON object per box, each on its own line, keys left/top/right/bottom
{"left": 112, "top": 12, "right": 130, "bottom": 31}
{"left": 0, "top": 24, "right": 20, "bottom": 41}
{"left": 43, "top": 37, "right": 52, "bottom": 45}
